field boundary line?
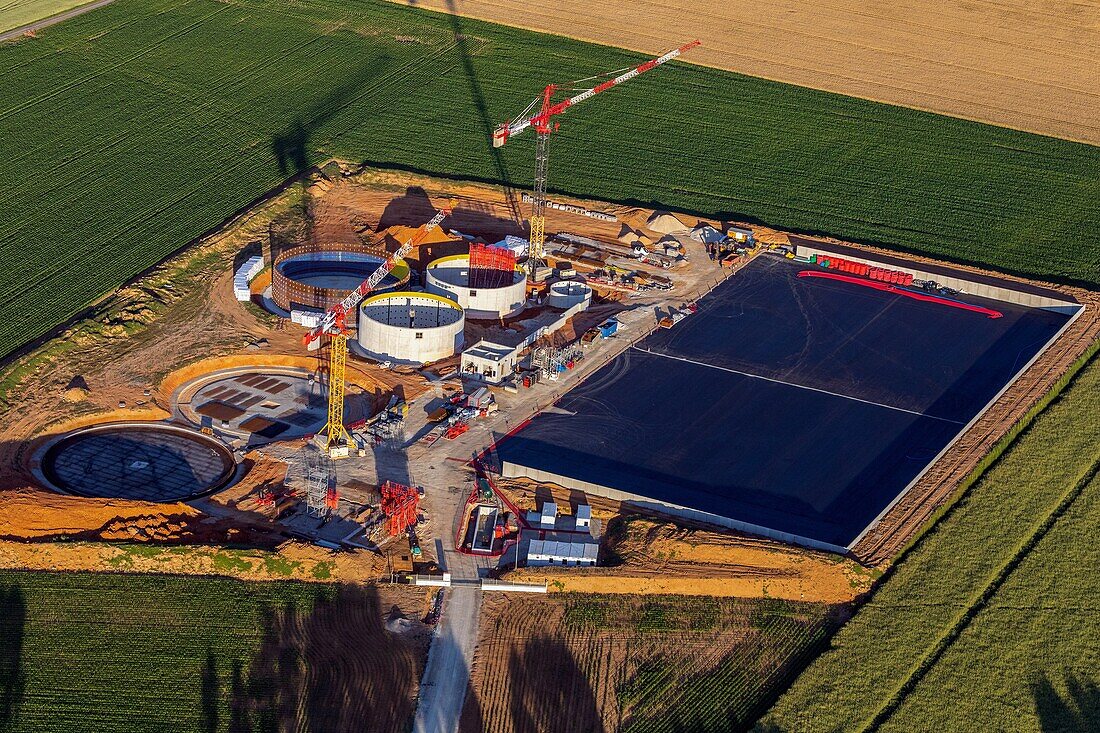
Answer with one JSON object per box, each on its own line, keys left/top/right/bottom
{"left": 859, "top": 451, "right": 1100, "bottom": 732}
{"left": 631, "top": 346, "right": 965, "bottom": 424}
{"left": 0, "top": 0, "right": 113, "bottom": 42}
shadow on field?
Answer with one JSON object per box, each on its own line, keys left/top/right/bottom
{"left": 200, "top": 651, "right": 219, "bottom": 733}
{"left": 444, "top": 0, "right": 520, "bottom": 222}
{"left": 203, "top": 585, "right": 420, "bottom": 733}
{"left": 1033, "top": 673, "right": 1100, "bottom": 732}
{"left": 271, "top": 59, "right": 394, "bottom": 179}
{"left": 457, "top": 631, "right": 601, "bottom": 732}
{"left": 507, "top": 635, "right": 602, "bottom": 733}
{"left": 0, "top": 585, "right": 26, "bottom": 733}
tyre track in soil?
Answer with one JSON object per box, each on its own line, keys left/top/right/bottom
{"left": 852, "top": 288, "right": 1100, "bottom": 566}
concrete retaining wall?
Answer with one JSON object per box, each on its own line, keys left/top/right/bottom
{"left": 501, "top": 461, "right": 848, "bottom": 555}
{"left": 357, "top": 292, "right": 464, "bottom": 364}
{"left": 547, "top": 280, "right": 593, "bottom": 310}
{"left": 425, "top": 254, "right": 527, "bottom": 319}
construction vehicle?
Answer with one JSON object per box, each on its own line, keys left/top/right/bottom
{"left": 302, "top": 205, "right": 451, "bottom": 458}
{"left": 493, "top": 40, "right": 700, "bottom": 272}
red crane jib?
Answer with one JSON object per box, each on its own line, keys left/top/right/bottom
{"left": 495, "top": 40, "right": 700, "bottom": 145}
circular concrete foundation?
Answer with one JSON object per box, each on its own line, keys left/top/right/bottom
{"left": 425, "top": 254, "right": 527, "bottom": 320}
{"left": 40, "top": 423, "right": 236, "bottom": 501}
{"left": 547, "top": 280, "right": 593, "bottom": 309}
{"left": 357, "top": 291, "right": 465, "bottom": 364}
{"left": 175, "top": 368, "right": 332, "bottom": 443}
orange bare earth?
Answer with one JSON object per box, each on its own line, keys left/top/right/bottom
{"left": 394, "top": 0, "right": 1100, "bottom": 146}
{"left": 506, "top": 517, "right": 874, "bottom": 603}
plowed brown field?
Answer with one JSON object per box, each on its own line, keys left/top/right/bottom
{"left": 394, "top": 0, "right": 1100, "bottom": 145}
{"left": 460, "top": 594, "right": 839, "bottom": 732}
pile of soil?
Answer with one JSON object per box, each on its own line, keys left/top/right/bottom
{"left": 0, "top": 484, "right": 280, "bottom": 547}
{"left": 209, "top": 450, "right": 290, "bottom": 516}
{"left": 506, "top": 516, "right": 875, "bottom": 603}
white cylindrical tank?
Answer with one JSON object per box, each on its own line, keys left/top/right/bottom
{"left": 547, "top": 280, "right": 592, "bottom": 310}
{"left": 356, "top": 292, "right": 464, "bottom": 364}
{"left": 425, "top": 254, "right": 527, "bottom": 320}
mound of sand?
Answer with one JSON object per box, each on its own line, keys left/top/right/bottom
{"left": 381, "top": 224, "right": 457, "bottom": 250}
{"left": 507, "top": 516, "right": 875, "bottom": 602}
{"left": 62, "top": 387, "right": 88, "bottom": 402}
{"left": 616, "top": 222, "right": 640, "bottom": 244}
{"left": 0, "top": 485, "right": 279, "bottom": 548}
{"left": 647, "top": 210, "right": 688, "bottom": 234}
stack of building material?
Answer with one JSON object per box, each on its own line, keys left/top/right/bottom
{"left": 290, "top": 309, "right": 322, "bottom": 328}
{"left": 494, "top": 234, "right": 529, "bottom": 258}
{"left": 233, "top": 256, "right": 264, "bottom": 301}
{"left": 380, "top": 481, "right": 420, "bottom": 536}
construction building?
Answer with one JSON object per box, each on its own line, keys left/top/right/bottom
{"left": 356, "top": 291, "right": 464, "bottom": 364}
{"left": 425, "top": 249, "right": 527, "bottom": 320}
{"left": 461, "top": 341, "right": 520, "bottom": 384}
{"left": 525, "top": 539, "right": 599, "bottom": 567}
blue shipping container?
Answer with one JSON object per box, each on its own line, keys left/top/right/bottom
{"left": 599, "top": 319, "right": 619, "bottom": 337}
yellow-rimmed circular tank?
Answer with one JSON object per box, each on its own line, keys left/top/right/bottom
{"left": 356, "top": 291, "right": 465, "bottom": 364}
{"left": 424, "top": 254, "right": 527, "bottom": 320}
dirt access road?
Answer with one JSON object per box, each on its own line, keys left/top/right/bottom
{"left": 0, "top": 0, "right": 113, "bottom": 41}
{"left": 393, "top": 0, "right": 1100, "bottom": 146}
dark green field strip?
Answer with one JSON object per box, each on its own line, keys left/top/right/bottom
{"left": 1, "top": 0, "right": 1099, "bottom": 361}
{"left": 755, "top": 358, "right": 1100, "bottom": 732}
{"left": 0, "top": 573, "right": 328, "bottom": 732}
{"left": 0, "top": 571, "right": 422, "bottom": 732}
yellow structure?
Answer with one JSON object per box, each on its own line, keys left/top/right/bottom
{"left": 528, "top": 212, "right": 546, "bottom": 265}
{"left": 319, "top": 334, "right": 353, "bottom": 458}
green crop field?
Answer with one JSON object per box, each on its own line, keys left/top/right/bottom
{"left": 755, "top": 354, "right": 1100, "bottom": 733}
{"left": 0, "top": 0, "right": 1097, "bottom": 362}
{"left": 0, "top": 572, "right": 426, "bottom": 732}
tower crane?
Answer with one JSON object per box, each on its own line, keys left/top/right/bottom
{"left": 493, "top": 40, "right": 700, "bottom": 271}
{"left": 303, "top": 205, "right": 451, "bottom": 458}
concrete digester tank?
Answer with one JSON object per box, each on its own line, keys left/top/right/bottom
{"left": 271, "top": 246, "right": 410, "bottom": 313}
{"left": 356, "top": 292, "right": 464, "bottom": 364}
{"left": 547, "top": 280, "right": 592, "bottom": 310}
{"left": 425, "top": 254, "right": 527, "bottom": 320}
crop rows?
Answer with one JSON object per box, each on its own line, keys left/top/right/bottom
{"left": 462, "top": 595, "right": 835, "bottom": 732}
{"left": 0, "top": 571, "right": 426, "bottom": 732}
{"left": 756, "top": 356, "right": 1100, "bottom": 732}
{"left": 0, "top": 0, "right": 1098, "bottom": 360}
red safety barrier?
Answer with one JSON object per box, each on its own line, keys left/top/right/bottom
{"left": 469, "top": 242, "right": 516, "bottom": 288}
{"left": 797, "top": 270, "right": 1002, "bottom": 318}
